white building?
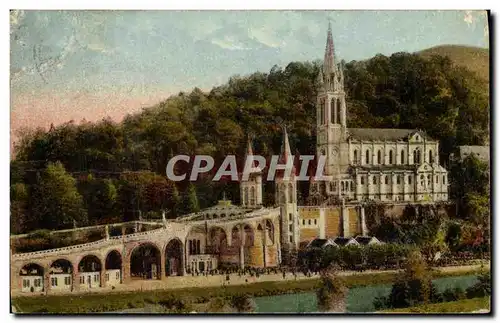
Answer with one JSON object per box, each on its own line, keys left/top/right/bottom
{"left": 310, "top": 23, "right": 449, "bottom": 204}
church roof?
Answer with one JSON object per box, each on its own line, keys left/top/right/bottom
{"left": 352, "top": 164, "right": 417, "bottom": 172}
{"left": 347, "top": 128, "right": 425, "bottom": 141}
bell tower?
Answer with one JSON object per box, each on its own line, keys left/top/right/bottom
{"left": 314, "top": 22, "right": 349, "bottom": 199}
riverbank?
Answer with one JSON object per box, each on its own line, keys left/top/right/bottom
{"left": 382, "top": 297, "right": 490, "bottom": 313}
{"left": 12, "top": 264, "right": 488, "bottom": 313}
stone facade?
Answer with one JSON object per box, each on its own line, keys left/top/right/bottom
{"left": 310, "top": 23, "right": 449, "bottom": 205}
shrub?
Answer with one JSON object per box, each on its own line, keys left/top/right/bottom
{"left": 466, "top": 272, "right": 491, "bottom": 298}
{"left": 441, "top": 287, "right": 466, "bottom": 302}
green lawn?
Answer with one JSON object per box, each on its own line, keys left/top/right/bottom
{"left": 383, "top": 297, "right": 490, "bottom": 313}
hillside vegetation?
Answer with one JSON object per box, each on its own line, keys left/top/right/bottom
{"left": 418, "top": 45, "right": 489, "bottom": 84}
{"left": 11, "top": 49, "right": 490, "bottom": 234}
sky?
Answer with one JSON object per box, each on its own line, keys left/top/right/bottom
{"left": 10, "top": 10, "right": 489, "bottom": 138}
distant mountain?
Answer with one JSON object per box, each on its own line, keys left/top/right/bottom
{"left": 418, "top": 45, "right": 489, "bottom": 83}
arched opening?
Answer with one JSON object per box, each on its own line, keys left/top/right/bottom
{"left": 384, "top": 175, "right": 389, "bottom": 185}
{"left": 244, "top": 225, "right": 255, "bottom": 247}
{"left": 331, "top": 98, "right": 336, "bottom": 124}
{"left": 429, "top": 150, "right": 434, "bottom": 164}
{"left": 78, "top": 255, "right": 102, "bottom": 288}
{"left": 389, "top": 150, "right": 393, "bottom": 164}
{"left": 232, "top": 226, "right": 241, "bottom": 247}
{"left": 105, "top": 250, "right": 122, "bottom": 285}
{"left": 336, "top": 98, "right": 342, "bottom": 124}
{"left": 288, "top": 183, "right": 294, "bottom": 203}
{"left": 49, "top": 259, "right": 73, "bottom": 291}
{"left": 244, "top": 187, "right": 249, "bottom": 206}
{"left": 255, "top": 224, "right": 263, "bottom": 246}
{"left": 165, "top": 239, "right": 183, "bottom": 276}
{"left": 130, "top": 243, "right": 161, "bottom": 280}
{"left": 209, "top": 227, "right": 227, "bottom": 254}
{"left": 250, "top": 187, "right": 256, "bottom": 206}
{"left": 401, "top": 150, "right": 405, "bottom": 164}
{"left": 265, "top": 219, "right": 274, "bottom": 245}
{"left": 365, "top": 150, "right": 370, "bottom": 164}
{"left": 414, "top": 149, "right": 421, "bottom": 164}
{"left": 353, "top": 150, "right": 358, "bottom": 164}
{"left": 377, "top": 150, "right": 381, "bottom": 164}
{"left": 20, "top": 263, "right": 44, "bottom": 293}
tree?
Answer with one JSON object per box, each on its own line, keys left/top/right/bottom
{"left": 78, "top": 175, "right": 118, "bottom": 225}
{"left": 30, "top": 162, "right": 87, "bottom": 230}
{"left": 230, "top": 294, "right": 256, "bottom": 313}
{"left": 10, "top": 183, "right": 29, "bottom": 234}
{"left": 385, "top": 250, "right": 435, "bottom": 309}
{"left": 316, "top": 264, "right": 348, "bottom": 313}
{"left": 181, "top": 183, "right": 200, "bottom": 215}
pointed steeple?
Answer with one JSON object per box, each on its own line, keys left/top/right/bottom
{"left": 277, "top": 126, "right": 296, "bottom": 177}
{"left": 323, "top": 21, "right": 336, "bottom": 75}
{"left": 281, "top": 126, "right": 292, "bottom": 164}
{"left": 244, "top": 135, "right": 261, "bottom": 172}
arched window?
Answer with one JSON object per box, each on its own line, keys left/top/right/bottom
{"left": 373, "top": 176, "right": 377, "bottom": 185}
{"left": 420, "top": 175, "right": 424, "bottom": 186}
{"left": 319, "top": 99, "right": 325, "bottom": 125}
{"left": 350, "top": 181, "right": 354, "bottom": 192}
{"left": 408, "top": 175, "right": 412, "bottom": 185}
{"left": 360, "top": 176, "right": 365, "bottom": 185}
{"left": 331, "top": 98, "right": 336, "bottom": 124}
{"left": 396, "top": 175, "right": 401, "bottom": 185}
{"left": 377, "top": 150, "right": 381, "bottom": 164}
{"left": 384, "top": 176, "right": 389, "bottom": 185}
{"left": 443, "top": 175, "right": 446, "bottom": 184}
{"left": 365, "top": 150, "right": 370, "bottom": 164}
{"left": 429, "top": 150, "right": 434, "bottom": 164}
{"left": 401, "top": 150, "right": 405, "bottom": 164}
{"left": 353, "top": 150, "right": 358, "bottom": 164}
{"left": 244, "top": 187, "right": 249, "bottom": 205}
{"left": 427, "top": 175, "right": 431, "bottom": 186}
{"left": 414, "top": 149, "right": 421, "bottom": 164}
{"left": 389, "top": 150, "right": 394, "bottom": 164}
{"left": 337, "top": 98, "right": 342, "bottom": 125}
{"left": 250, "top": 187, "right": 256, "bottom": 206}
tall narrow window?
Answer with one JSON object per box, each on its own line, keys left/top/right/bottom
{"left": 360, "top": 176, "right": 365, "bottom": 185}
{"left": 331, "top": 98, "right": 336, "bottom": 124}
{"left": 341, "top": 182, "right": 345, "bottom": 192}
{"left": 429, "top": 150, "right": 434, "bottom": 164}
{"left": 401, "top": 150, "right": 405, "bottom": 164}
{"left": 397, "top": 175, "right": 401, "bottom": 185}
{"left": 353, "top": 150, "right": 358, "bottom": 164}
{"left": 408, "top": 175, "right": 412, "bottom": 185}
{"left": 373, "top": 176, "right": 377, "bottom": 185}
{"left": 377, "top": 150, "right": 381, "bottom": 164}
{"left": 244, "top": 187, "right": 249, "bottom": 205}
{"left": 385, "top": 176, "right": 389, "bottom": 185}
{"left": 337, "top": 98, "right": 342, "bottom": 125}
{"left": 389, "top": 150, "right": 393, "bottom": 164}
{"left": 365, "top": 150, "right": 370, "bottom": 164}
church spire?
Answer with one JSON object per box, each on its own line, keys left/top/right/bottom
{"left": 323, "top": 21, "right": 336, "bottom": 75}
{"left": 281, "top": 126, "right": 292, "bottom": 164}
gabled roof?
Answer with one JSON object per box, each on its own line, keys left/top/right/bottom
{"left": 334, "top": 237, "right": 359, "bottom": 246}
{"left": 347, "top": 128, "right": 429, "bottom": 142}
{"left": 355, "top": 236, "right": 382, "bottom": 245}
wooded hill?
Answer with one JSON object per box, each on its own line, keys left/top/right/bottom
{"left": 11, "top": 46, "right": 490, "bottom": 234}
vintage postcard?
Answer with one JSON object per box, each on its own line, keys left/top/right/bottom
{"left": 10, "top": 10, "right": 491, "bottom": 314}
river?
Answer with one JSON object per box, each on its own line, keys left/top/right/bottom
{"left": 253, "top": 275, "right": 478, "bottom": 313}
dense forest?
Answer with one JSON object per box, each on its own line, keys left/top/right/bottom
{"left": 10, "top": 50, "right": 490, "bottom": 234}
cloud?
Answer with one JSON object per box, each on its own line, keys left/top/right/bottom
{"left": 211, "top": 36, "right": 252, "bottom": 51}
